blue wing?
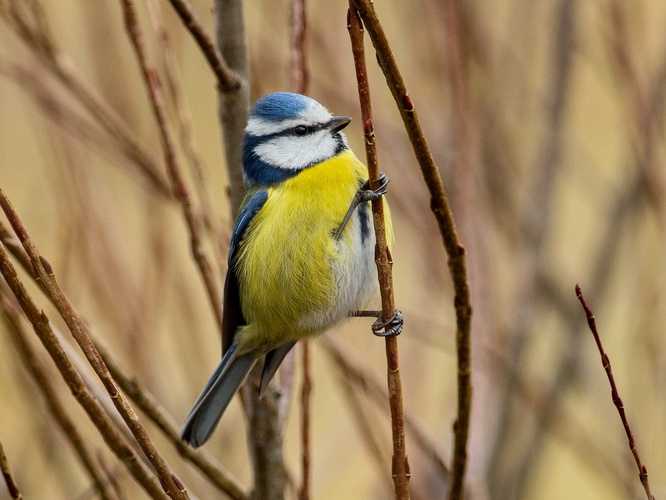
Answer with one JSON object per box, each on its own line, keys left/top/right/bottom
{"left": 222, "top": 190, "right": 268, "bottom": 353}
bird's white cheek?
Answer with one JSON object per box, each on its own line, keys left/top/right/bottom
{"left": 254, "top": 135, "right": 338, "bottom": 171}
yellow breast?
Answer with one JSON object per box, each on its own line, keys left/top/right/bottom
{"left": 234, "top": 150, "right": 372, "bottom": 352}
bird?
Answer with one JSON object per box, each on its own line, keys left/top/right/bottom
{"left": 180, "top": 92, "right": 401, "bottom": 448}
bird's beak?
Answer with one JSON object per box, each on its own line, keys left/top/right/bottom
{"left": 327, "top": 116, "right": 352, "bottom": 134}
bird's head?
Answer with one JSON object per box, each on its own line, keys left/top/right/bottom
{"left": 242, "top": 92, "right": 351, "bottom": 187}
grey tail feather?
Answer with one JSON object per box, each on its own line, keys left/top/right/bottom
{"left": 180, "top": 344, "right": 256, "bottom": 448}
{"left": 259, "top": 340, "right": 297, "bottom": 397}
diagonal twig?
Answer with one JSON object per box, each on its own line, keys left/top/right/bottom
{"left": 119, "top": 0, "right": 223, "bottom": 333}
{"left": 0, "top": 285, "right": 116, "bottom": 500}
{"left": 575, "top": 284, "right": 654, "bottom": 500}
{"left": 165, "top": 0, "right": 240, "bottom": 92}
{"left": 0, "top": 439, "right": 22, "bottom": 500}
{"left": 0, "top": 189, "right": 185, "bottom": 499}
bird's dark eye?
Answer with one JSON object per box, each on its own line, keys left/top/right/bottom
{"left": 294, "top": 125, "right": 308, "bottom": 136}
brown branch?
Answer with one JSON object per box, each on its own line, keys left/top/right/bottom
{"left": 119, "top": 0, "right": 223, "bottom": 333}
{"left": 0, "top": 190, "right": 184, "bottom": 499}
{"left": 0, "top": 439, "right": 22, "bottom": 500}
{"left": 350, "top": 2, "right": 472, "bottom": 498}
{"left": 1, "top": 220, "right": 245, "bottom": 499}
{"left": 165, "top": 0, "right": 241, "bottom": 92}
{"left": 0, "top": 240, "right": 168, "bottom": 499}
{"left": 146, "top": 0, "right": 227, "bottom": 268}
{"left": 0, "top": 286, "right": 116, "bottom": 500}
{"left": 347, "top": 5, "right": 409, "bottom": 499}
{"left": 575, "top": 285, "right": 655, "bottom": 500}
{"left": 95, "top": 340, "right": 249, "bottom": 500}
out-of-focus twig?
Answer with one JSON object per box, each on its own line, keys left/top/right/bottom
{"left": 0, "top": 285, "right": 116, "bottom": 500}
{"left": 120, "top": 0, "right": 223, "bottom": 333}
{"left": 165, "top": 0, "right": 240, "bottom": 92}
{"left": 347, "top": 5, "right": 410, "bottom": 499}
{"left": 0, "top": 439, "right": 22, "bottom": 500}
{"left": 288, "top": 1, "right": 312, "bottom": 498}
{"left": 0, "top": 189, "right": 184, "bottom": 499}
{"left": 146, "top": 0, "right": 227, "bottom": 267}
{"left": 0, "top": 1, "right": 171, "bottom": 197}
{"left": 214, "top": 0, "right": 249, "bottom": 216}
{"left": 323, "top": 337, "right": 449, "bottom": 479}
{"left": 575, "top": 285, "right": 655, "bottom": 500}
{"left": 350, "top": 1, "right": 472, "bottom": 498}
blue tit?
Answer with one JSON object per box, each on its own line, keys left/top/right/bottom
{"left": 180, "top": 92, "right": 396, "bottom": 448}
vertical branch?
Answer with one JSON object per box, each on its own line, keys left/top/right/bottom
{"left": 347, "top": 6, "right": 410, "bottom": 499}
{"left": 214, "top": 3, "right": 287, "bottom": 499}
{"left": 289, "top": 1, "right": 311, "bottom": 499}
{"left": 0, "top": 440, "right": 22, "bottom": 500}
{"left": 350, "top": 1, "right": 472, "bottom": 498}
{"left": 215, "top": 0, "right": 250, "bottom": 216}
{"left": 575, "top": 285, "right": 655, "bottom": 500}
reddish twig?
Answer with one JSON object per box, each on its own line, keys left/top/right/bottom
{"left": 575, "top": 284, "right": 655, "bottom": 500}
{"left": 0, "top": 440, "right": 22, "bottom": 500}
{"left": 119, "top": 0, "right": 223, "bottom": 332}
{"left": 164, "top": 0, "right": 240, "bottom": 92}
{"left": 0, "top": 190, "right": 183, "bottom": 499}
{"left": 350, "top": 2, "right": 472, "bottom": 498}
{"left": 347, "top": 6, "right": 409, "bottom": 498}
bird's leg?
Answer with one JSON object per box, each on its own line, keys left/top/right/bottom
{"left": 349, "top": 309, "right": 404, "bottom": 337}
{"left": 334, "top": 173, "right": 390, "bottom": 240}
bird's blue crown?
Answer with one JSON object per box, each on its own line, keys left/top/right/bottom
{"left": 242, "top": 93, "right": 349, "bottom": 187}
{"left": 248, "top": 92, "right": 314, "bottom": 122}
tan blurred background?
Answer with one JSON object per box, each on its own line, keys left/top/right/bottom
{"left": 1, "top": 0, "right": 666, "bottom": 498}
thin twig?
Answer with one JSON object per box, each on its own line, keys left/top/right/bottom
{"left": 0, "top": 285, "right": 116, "bottom": 500}
{"left": 575, "top": 285, "right": 655, "bottom": 500}
{"left": 1, "top": 220, "right": 246, "bottom": 499}
{"left": 165, "top": 0, "right": 240, "bottom": 92}
{"left": 0, "top": 439, "right": 22, "bottom": 500}
{"left": 95, "top": 340, "right": 249, "bottom": 500}
{"left": 119, "top": 0, "right": 223, "bottom": 332}
{"left": 0, "top": 190, "right": 184, "bottom": 499}
{"left": 349, "top": 2, "right": 472, "bottom": 497}
{"left": 0, "top": 238, "right": 168, "bottom": 499}
{"left": 347, "top": 5, "right": 410, "bottom": 498}
{"left": 146, "top": 0, "right": 227, "bottom": 268}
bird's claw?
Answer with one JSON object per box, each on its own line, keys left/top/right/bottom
{"left": 371, "top": 309, "right": 403, "bottom": 337}
{"left": 357, "top": 172, "right": 389, "bottom": 203}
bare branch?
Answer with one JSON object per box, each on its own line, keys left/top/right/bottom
{"left": 575, "top": 285, "right": 655, "bottom": 500}
{"left": 0, "top": 189, "right": 184, "bottom": 499}
{"left": 0, "top": 439, "right": 22, "bottom": 500}
{"left": 165, "top": 0, "right": 241, "bottom": 92}
{"left": 347, "top": 5, "right": 410, "bottom": 498}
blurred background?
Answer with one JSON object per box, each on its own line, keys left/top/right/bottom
{"left": 1, "top": 0, "right": 665, "bottom": 498}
